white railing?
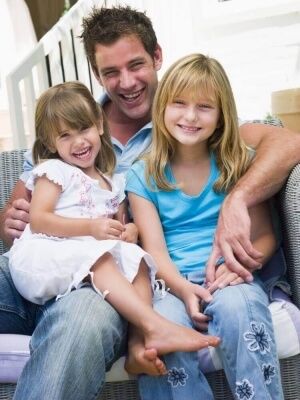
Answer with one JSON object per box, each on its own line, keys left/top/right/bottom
{"left": 5, "top": 0, "right": 203, "bottom": 150}
{"left": 6, "top": 0, "right": 105, "bottom": 149}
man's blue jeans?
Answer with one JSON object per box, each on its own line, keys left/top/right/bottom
{"left": 139, "top": 272, "right": 284, "bottom": 400}
{"left": 0, "top": 255, "right": 127, "bottom": 400}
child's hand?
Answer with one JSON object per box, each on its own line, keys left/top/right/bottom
{"left": 206, "top": 263, "right": 245, "bottom": 293}
{"left": 179, "top": 281, "right": 213, "bottom": 332}
{"left": 121, "top": 223, "right": 138, "bottom": 243}
{"left": 90, "top": 217, "right": 125, "bottom": 240}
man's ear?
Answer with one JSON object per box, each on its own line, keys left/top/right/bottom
{"left": 153, "top": 44, "right": 163, "bottom": 72}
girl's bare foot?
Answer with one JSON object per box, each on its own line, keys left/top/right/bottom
{"left": 144, "top": 317, "right": 220, "bottom": 355}
{"left": 125, "top": 346, "right": 167, "bottom": 376}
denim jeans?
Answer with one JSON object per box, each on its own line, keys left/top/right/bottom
{"left": 0, "top": 255, "right": 127, "bottom": 400}
{"left": 139, "top": 271, "right": 284, "bottom": 400}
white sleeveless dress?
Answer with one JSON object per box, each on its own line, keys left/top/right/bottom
{"left": 9, "top": 159, "right": 156, "bottom": 305}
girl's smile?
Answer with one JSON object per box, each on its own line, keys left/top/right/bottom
{"left": 177, "top": 124, "right": 201, "bottom": 134}
{"left": 72, "top": 146, "right": 92, "bottom": 159}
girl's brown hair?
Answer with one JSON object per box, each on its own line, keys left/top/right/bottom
{"left": 33, "top": 81, "right": 116, "bottom": 175}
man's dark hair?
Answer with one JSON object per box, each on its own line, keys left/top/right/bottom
{"left": 80, "top": 5, "right": 158, "bottom": 76}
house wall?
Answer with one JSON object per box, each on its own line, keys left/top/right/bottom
{"left": 144, "top": 0, "right": 300, "bottom": 120}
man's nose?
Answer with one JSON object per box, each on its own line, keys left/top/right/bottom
{"left": 119, "top": 70, "right": 135, "bottom": 89}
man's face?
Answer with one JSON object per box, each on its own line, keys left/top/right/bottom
{"left": 94, "top": 35, "right": 162, "bottom": 122}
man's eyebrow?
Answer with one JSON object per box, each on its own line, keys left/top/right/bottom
{"left": 128, "top": 57, "right": 146, "bottom": 63}
{"left": 100, "top": 66, "right": 118, "bottom": 74}
{"left": 100, "top": 57, "right": 147, "bottom": 74}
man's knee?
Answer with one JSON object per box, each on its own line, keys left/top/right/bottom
{"left": 46, "top": 286, "right": 127, "bottom": 338}
{"left": 205, "top": 281, "right": 269, "bottom": 321}
{"left": 0, "top": 255, "right": 35, "bottom": 334}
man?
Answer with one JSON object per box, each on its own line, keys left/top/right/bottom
{"left": 0, "top": 5, "right": 299, "bottom": 400}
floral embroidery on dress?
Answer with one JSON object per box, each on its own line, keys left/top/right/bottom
{"left": 235, "top": 379, "right": 254, "bottom": 400}
{"left": 262, "top": 363, "right": 276, "bottom": 385}
{"left": 71, "top": 173, "right": 96, "bottom": 217}
{"left": 167, "top": 367, "right": 188, "bottom": 387}
{"left": 243, "top": 321, "right": 271, "bottom": 354}
{"left": 105, "top": 195, "right": 119, "bottom": 215}
{"left": 79, "top": 176, "right": 95, "bottom": 215}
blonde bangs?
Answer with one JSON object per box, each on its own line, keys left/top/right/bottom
{"left": 164, "top": 55, "right": 219, "bottom": 106}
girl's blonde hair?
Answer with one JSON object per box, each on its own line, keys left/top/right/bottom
{"left": 145, "top": 53, "right": 250, "bottom": 192}
{"left": 33, "top": 81, "right": 116, "bottom": 175}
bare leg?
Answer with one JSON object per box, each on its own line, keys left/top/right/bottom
{"left": 92, "top": 254, "right": 220, "bottom": 358}
{"left": 126, "top": 265, "right": 166, "bottom": 376}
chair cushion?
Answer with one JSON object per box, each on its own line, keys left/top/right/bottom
{"left": 1, "top": 295, "right": 300, "bottom": 383}
{"left": 0, "top": 334, "right": 30, "bottom": 383}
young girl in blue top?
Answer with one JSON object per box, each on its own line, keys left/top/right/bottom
{"left": 126, "top": 54, "right": 284, "bottom": 399}
{"left": 9, "top": 81, "right": 220, "bottom": 374}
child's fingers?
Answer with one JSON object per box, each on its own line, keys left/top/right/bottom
{"left": 230, "top": 277, "right": 245, "bottom": 286}
{"left": 120, "top": 232, "right": 129, "bottom": 241}
{"left": 192, "top": 313, "right": 210, "bottom": 332}
{"left": 109, "top": 227, "right": 125, "bottom": 237}
{"left": 109, "top": 219, "right": 125, "bottom": 231}
{"left": 194, "top": 285, "right": 213, "bottom": 303}
{"left": 208, "top": 271, "right": 242, "bottom": 291}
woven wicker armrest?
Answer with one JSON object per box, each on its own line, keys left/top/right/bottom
{"left": 279, "top": 163, "right": 300, "bottom": 309}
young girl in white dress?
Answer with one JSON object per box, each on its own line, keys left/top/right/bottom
{"left": 9, "top": 81, "right": 219, "bottom": 373}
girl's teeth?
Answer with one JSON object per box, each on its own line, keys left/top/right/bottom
{"left": 74, "top": 148, "right": 90, "bottom": 158}
{"left": 181, "top": 125, "right": 199, "bottom": 132}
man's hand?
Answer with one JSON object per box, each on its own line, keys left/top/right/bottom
{"left": 0, "top": 179, "right": 32, "bottom": 247}
{"left": 3, "top": 198, "right": 30, "bottom": 241}
{"left": 206, "top": 192, "right": 262, "bottom": 284}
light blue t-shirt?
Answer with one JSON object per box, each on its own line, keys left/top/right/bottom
{"left": 20, "top": 94, "right": 152, "bottom": 181}
{"left": 126, "top": 155, "right": 226, "bottom": 275}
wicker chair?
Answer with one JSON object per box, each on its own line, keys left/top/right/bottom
{"left": 0, "top": 149, "right": 300, "bottom": 400}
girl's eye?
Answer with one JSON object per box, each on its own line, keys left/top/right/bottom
{"left": 199, "top": 104, "right": 212, "bottom": 109}
{"left": 59, "top": 132, "right": 69, "bottom": 139}
{"left": 80, "top": 126, "right": 90, "bottom": 132}
{"left": 173, "top": 99, "right": 185, "bottom": 105}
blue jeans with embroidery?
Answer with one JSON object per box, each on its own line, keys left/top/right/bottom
{"left": 0, "top": 255, "right": 127, "bottom": 400}
{"left": 139, "top": 271, "right": 284, "bottom": 400}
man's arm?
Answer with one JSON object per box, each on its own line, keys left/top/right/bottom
{"left": 238, "top": 123, "right": 300, "bottom": 204}
{"left": 0, "top": 149, "right": 34, "bottom": 248}
{"left": 207, "top": 123, "right": 300, "bottom": 281}
{"left": 0, "top": 179, "right": 31, "bottom": 248}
